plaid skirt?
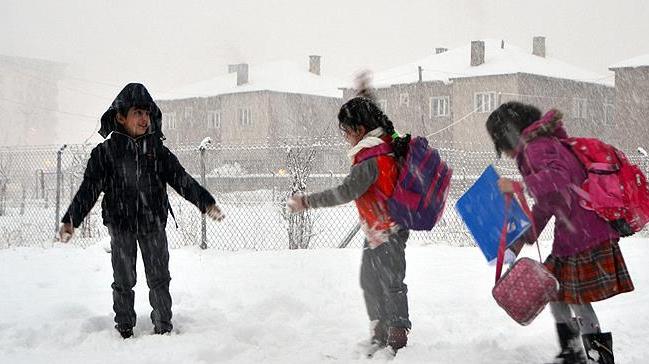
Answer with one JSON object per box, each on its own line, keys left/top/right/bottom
{"left": 544, "top": 240, "right": 634, "bottom": 304}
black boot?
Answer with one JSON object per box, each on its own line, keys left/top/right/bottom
{"left": 550, "top": 323, "right": 587, "bottom": 364}
{"left": 115, "top": 325, "right": 133, "bottom": 339}
{"left": 154, "top": 326, "right": 172, "bottom": 335}
{"left": 582, "top": 332, "right": 614, "bottom": 364}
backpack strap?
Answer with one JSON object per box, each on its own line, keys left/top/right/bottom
{"left": 495, "top": 193, "right": 513, "bottom": 284}
{"left": 495, "top": 184, "right": 541, "bottom": 284}
{"left": 354, "top": 143, "right": 393, "bottom": 164}
{"left": 559, "top": 137, "right": 614, "bottom": 208}
{"left": 560, "top": 138, "right": 620, "bottom": 172}
{"left": 588, "top": 163, "right": 619, "bottom": 172}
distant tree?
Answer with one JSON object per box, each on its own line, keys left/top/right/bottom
{"left": 283, "top": 145, "right": 316, "bottom": 249}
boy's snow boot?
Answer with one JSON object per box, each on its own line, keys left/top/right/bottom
{"left": 582, "top": 332, "right": 614, "bottom": 364}
{"left": 154, "top": 326, "right": 172, "bottom": 335}
{"left": 550, "top": 323, "right": 587, "bottom": 364}
{"left": 115, "top": 325, "right": 133, "bottom": 339}
{"left": 387, "top": 326, "right": 408, "bottom": 352}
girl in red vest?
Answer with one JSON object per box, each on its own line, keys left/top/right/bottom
{"left": 287, "top": 96, "right": 411, "bottom": 356}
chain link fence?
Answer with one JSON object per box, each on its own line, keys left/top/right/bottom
{"left": 0, "top": 139, "right": 647, "bottom": 250}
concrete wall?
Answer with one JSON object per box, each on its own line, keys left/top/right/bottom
{"left": 517, "top": 74, "right": 615, "bottom": 145}
{"left": 612, "top": 67, "right": 649, "bottom": 153}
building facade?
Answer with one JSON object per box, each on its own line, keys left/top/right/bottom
{"left": 0, "top": 55, "right": 65, "bottom": 146}
{"left": 343, "top": 38, "right": 615, "bottom": 153}
{"left": 610, "top": 55, "right": 649, "bottom": 153}
{"left": 157, "top": 56, "right": 344, "bottom": 174}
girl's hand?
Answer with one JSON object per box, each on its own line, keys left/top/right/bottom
{"left": 497, "top": 177, "right": 517, "bottom": 194}
{"left": 286, "top": 193, "right": 309, "bottom": 213}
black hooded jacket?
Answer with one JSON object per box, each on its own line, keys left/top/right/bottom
{"left": 62, "top": 84, "right": 215, "bottom": 233}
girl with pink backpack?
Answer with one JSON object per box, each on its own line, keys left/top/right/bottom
{"left": 486, "top": 102, "right": 634, "bottom": 364}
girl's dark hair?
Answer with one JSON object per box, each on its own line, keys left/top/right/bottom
{"left": 485, "top": 101, "right": 542, "bottom": 157}
{"left": 338, "top": 97, "right": 410, "bottom": 158}
{"left": 339, "top": 74, "right": 410, "bottom": 157}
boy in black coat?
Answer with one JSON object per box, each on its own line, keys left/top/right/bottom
{"left": 59, "top": 83, "right": 224, "bottom": 338}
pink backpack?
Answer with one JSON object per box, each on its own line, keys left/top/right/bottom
{"left": 491, "top": 186, "right": 559, "bottom": 326}
{"left": 562, "top": 137, "right": 649, "bottom": 236}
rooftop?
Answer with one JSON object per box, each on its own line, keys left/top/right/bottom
{"left": 371, "top": 39, "right": 613, "bottom": 87}
{"left": 610, "top": 54, "right": 649, "bottom": 69}
{"left": 158, "top": 59, "right": 344, "bottom": 100}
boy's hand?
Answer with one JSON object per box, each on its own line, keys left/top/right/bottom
{"left": 206, "top": 204, "right": 225, "bottom": 222}
{"left": 58, "top": 223, "right": 74, "bottom": 243}
{"left": 286, "top": 194, "right": 308, "bottom": 213}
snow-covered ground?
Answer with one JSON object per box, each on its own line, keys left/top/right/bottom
{"left": 0, "top": 238, "right": 647, "bottom": 363}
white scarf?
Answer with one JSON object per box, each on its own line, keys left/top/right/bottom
{"left": 346, "top": 127, "right": 386, "bottom": 161}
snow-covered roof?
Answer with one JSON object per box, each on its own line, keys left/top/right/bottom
{"left": 158, "top": 60, "right": 344, "bottom": 100}
{"left": 371, "top": 39, "right": 613, "bottom": 87}
{"left": 610, "top": 54, "right": 649, "bottom": 69}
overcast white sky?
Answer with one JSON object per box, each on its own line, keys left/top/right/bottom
{"left": 2, "top": 0, "right": 649, "bottom": 143}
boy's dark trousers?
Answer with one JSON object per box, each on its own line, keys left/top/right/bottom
{"left": 109, "top": 226, "right": 172, "bottom": 332}
{"left": 360, "top": 228, "right": 411, "bottom": 329}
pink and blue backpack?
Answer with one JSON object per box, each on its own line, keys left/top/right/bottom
{"left": 356, "top": 136, "right": 452, "bottom": 230}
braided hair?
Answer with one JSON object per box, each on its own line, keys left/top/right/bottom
{"left": 339, "top": 72, "right": 410, "bottom": 158}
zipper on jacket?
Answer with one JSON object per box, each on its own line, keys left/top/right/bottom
{"left": 113, "top": 132, "right": 151, "bottom": 234}
{"left": 135, "top": 139, "right": 140, "bottom": 234}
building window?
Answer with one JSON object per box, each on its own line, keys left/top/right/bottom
{"left": 573, "top": 98, "right": 587, "bottom": 119}
{"left": 207, "top": 110, "right": 222, "bottom": 129}
{"left": 475, "top": 92, "right": 498, "bottom": 113}
{"left": 238, "top": 108, "right": 252, "bottom": 127}
{"left": 165, "top": 112, "right": 177, "bottom": 130}
{"left": 429, "top": 96, "right": 450, "bottom": 117}
{"left": 604, "top": 103, "right": 614, "bottom": 125}
{"left": 399, "top": 93, "right": 409, "bottom": 106}
{"left": 377, "top": 99, "right": 387, "bottom": 112}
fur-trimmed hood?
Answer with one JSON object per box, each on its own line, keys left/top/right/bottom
{"left": 515, "top": 109, "right": 567, "bottom": 155}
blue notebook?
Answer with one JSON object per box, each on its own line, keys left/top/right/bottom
{"left": 455, "top": 165, "right": 531, "bottom": 262}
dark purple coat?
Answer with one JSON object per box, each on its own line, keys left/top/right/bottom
{"left": 515, "top": 114, "right": 618, "bottom": 257}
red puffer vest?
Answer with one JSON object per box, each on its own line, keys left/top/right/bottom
{"left": 352, "top": 139, "right": 399, "bottom": 231}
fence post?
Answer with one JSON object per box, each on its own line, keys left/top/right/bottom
{"left": 638, "top": 146, "right": 648, "bottom": 173}
{"left": 54, "top": 144, "right": 67, "bottom": 236}
{"left": 269, "top": 170, "right": 276, "bottom": 203}
{"left": 40, "top": 169, "right": 45, "bottom": 199}
{"left": 198, "top": 137, "right": 211, "bottom": 250}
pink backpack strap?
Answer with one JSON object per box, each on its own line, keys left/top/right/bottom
{"left": 495, "top": 184, "right": 540, "bottom": 284}
{"left": 587, "top": 163, "right": 619, "bottom": 172}
{"left": 354, "top": 143, "right": 393, "bottom": 164}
